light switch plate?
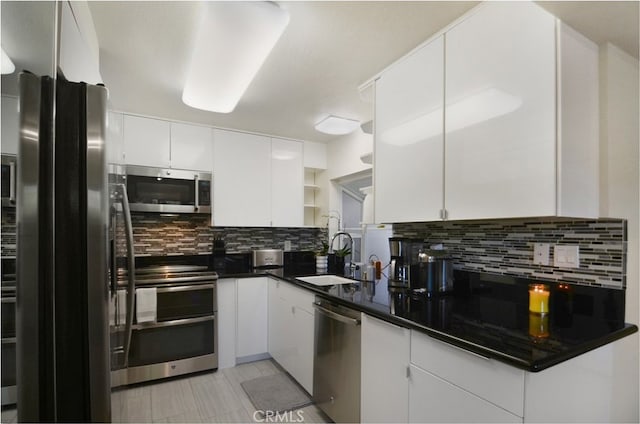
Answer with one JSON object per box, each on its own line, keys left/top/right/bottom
{"left": 284, "top": 240, "right": 292, "bottom": 251}
{"left": 533, "top": 243, "right": 550, "bottom": 265}
{"left": 554, "top": 245, "right": 580, "bottom": 268}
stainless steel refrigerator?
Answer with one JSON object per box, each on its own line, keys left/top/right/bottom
{"left": 17, "top": 71, "right": 110, "bottom": 422}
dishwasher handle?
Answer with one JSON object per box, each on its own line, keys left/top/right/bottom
{"left": 313, "top": 302, "right": 361, "bottom": 326}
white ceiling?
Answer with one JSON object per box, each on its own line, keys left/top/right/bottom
{"left": 3, "top": 2, "right": 637, "bottom": 144}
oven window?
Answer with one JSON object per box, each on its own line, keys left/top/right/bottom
{"left": 128, "top": 318, "right": 215, "bottom": 367}
{"left": 156, "top": 286, "right": 214, "bottom": 321}
{"left": 127, "top": 175, "right": 195, "bottom": 205}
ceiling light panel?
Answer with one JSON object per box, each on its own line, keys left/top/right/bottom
{"left": 182, "top": 2, "right": 289, "bottom": 113}
{"left": 315, "top": 115, "right": 361, "bottom": 135}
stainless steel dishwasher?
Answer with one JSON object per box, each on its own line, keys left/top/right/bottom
{"left": 312, "top": 296, "right": 361, "bottom": 423}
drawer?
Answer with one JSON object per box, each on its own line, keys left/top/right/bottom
{"left": 410, "top": 330, "right": 525, "bottom": 417}
{"left": 279, "top": 280, "right": 315, "bottom": 313}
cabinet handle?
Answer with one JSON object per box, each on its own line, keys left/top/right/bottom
{"left": 406, "top": 365, "right": 411, "bottom": 379}
{"left": 291, "top": 306, "right": 295, "bottom": 314}
{"left": 444, "top": 341, "right": 491, "bottom": 361}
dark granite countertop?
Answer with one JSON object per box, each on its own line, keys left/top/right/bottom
{"left": 265, "top": 269, "right": 637, "bottom": 373}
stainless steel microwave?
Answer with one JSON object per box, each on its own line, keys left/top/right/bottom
{"left": 125, "top": 165, "right": 211, "bottom": 214}
{"left": 1, "top": 155, "right": 16, "bottom": 208}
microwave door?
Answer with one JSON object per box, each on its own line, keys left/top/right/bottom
{"left": 125, "top": 166, "right": 211, "bottom": 214}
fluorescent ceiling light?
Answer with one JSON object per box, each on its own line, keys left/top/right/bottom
{"left": 379, "top": 88, "right": 522, "bottom": 146}
{"left": 1, "top": 47, "right": 15, "bottom": 75}
{"left": 182, "top": 2, "right": 290, "bottom": 114}
{"left": 315, "top": 115, "right": 360, "bottom": 135}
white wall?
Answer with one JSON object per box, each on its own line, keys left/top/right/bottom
{"left": 599, "top": 43, "right": 639, "bottom": 414}
{"left": 599, "top": 43, "right": 639, "bottom": 326}
{"left": 320, "top": 129, "right": 373, "bottom": 235}
{"left": 326, "top": 129, "right": 372, "bottom": 180}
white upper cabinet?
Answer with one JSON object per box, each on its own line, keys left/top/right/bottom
{"left": 373, "top": 1, "right": 599, "bottom": 222}
{"left": 123, "top": 115, "right": 171, "bottom": 168}
{"left": 122, "top": 115, "right": 214, "bottom": 172}
{"left": 303, "top": 140, "right": 327, "bottom": 170}
{"left": 444, "top": 2, "right": 556, "bottom": 220}
{"left": 170, "top": 122, "right": 213, "bottom": 171}
{"left": 271, "top": 138, "right": 303, "bottom": 227}
{"left": 212, "top": 129, "right": 271, "bottom": 227}
{"left": 374, "top": 36, "right": 444, "bottom": 223}
{"left": 1, "top": 96, "right": 19, "bottom": 155}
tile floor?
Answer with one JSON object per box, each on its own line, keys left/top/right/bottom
{"left": 1, "top": 359, "right": 330, "bottom": 423}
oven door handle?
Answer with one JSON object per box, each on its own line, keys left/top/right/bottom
{"left": 156, "top": 283, "right": 215, "bottom": 293}
{"left": 132, "top": 315, "right": 214, "bottom": 330}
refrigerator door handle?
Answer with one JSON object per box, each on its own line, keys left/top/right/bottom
{"left": 116, "top": 183, "right": 136, "bottom": 367}
{"left": 194, "top": 174, "right": 199, "bottom": 212}
{"left": 109, "top": 207, "right": 118, "bottom": 297}
{"left": 9, "top": 161, "right": 16, "bottom": 204}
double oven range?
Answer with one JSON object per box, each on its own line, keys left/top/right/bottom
{"left": 111, "top": 258, "right": 218, "bottom": 387}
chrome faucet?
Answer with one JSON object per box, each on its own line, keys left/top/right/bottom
{"left": 330, "top": 231, "right": 355, "bottom": 277}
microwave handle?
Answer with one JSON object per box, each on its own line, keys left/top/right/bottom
{"left": 9, "top": 161, "right": 16, "bottom": 204}
{"left": 194, "top": 174, "right": 199, "bottom": 212}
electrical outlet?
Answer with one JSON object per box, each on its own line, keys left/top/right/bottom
{"left": 284, "top": 240, "right": 292, "bottom": 251}
{"left": 533, "top": 243, "right": 550, "bottom": 265}
{"left": 553, "top": 245, "right": 580, "bottom": 268}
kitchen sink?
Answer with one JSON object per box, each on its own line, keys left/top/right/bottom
{"left": 296, "top": 275, "right": 357, "bottom": 286}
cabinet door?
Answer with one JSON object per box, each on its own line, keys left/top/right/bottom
{"left": 236, "top": 278, "right": 268, "bottom": 359}
{"left": 123, "top": 115, "right": 171, "bottom": 168}
{"left": 409, "top": 365, "right": 521, "bottom": 423}
{"left": 444, "top": 2, "right": 556, "bottom": 220}
{"left": 1, "top": 96, "right": 19, "bottom": 155}
{"left": 170, "top": 122, "right": 213, "bottom": 171}
{"left": 212, "top": 129, "right": 271, "bottom": 226}
{"left": 267, "top": 279, "right": 286, "bottom": 364}
{"left": 361, "top": 314, "right": 410, "bottom": 423}
{"left": 374, "top": 36, "right": 444, "bottom": 223}
{"left": 217, "top": 278, "right": 236, "bottom": 369}
{"left": 291, "top": 305, "right": 314, "bottom": 394}
{"left": 271, "top": 138, "right": 303, "bottom": 227}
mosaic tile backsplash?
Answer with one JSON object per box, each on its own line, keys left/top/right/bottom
{"left": 393, "top": 218, "right": 627, "bottom": 289}
{"left": 117, "top": 213, "right": 327, "bottom": 257}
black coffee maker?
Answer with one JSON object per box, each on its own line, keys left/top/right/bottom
{"left": 388, "top": 238, "right": 422, "bottom": 289}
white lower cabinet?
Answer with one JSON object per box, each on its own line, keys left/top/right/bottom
{"left": 409, "top": 330, "right": 524, "bottom": 423}
{"left": 408, "top": 364, "right": 522, "bottom": 423}
{"left": 267, "top": 278, "right": 315, "bottom": 394}
{"left": 361, "top": 314, "right": 410, "bottom": 423}
{"left": 236, "top": 277, "right": 269, "bottom": 360}
{"left": 217, "top": 278, "right": 236, "bottom": 369}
